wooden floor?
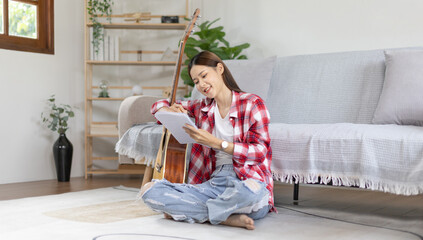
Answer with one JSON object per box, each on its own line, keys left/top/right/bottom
{"left": 274, "top": 183, "right": 423, "bottom": 219}
{"left": 1, "top": 175, "right": 422, "bottom": 220}
{"left": 0, "top": 175, "right": 143, "bottom": 201}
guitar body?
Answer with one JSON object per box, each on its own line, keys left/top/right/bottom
{"left": 152, "top": 9, "right": 200, "bottom": 183}
{"left": 153, "top": 128, "right": 188, "bottom": 183}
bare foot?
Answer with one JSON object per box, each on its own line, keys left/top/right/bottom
{"left": 221, "top": 214, "right": 255, "bottom": 230}
{"left": 164, "top": 213, "right": 173, "bottom": 219}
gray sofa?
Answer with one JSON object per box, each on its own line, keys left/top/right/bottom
{"left": 117, "top": 48, "right": 423, "bottom": 197}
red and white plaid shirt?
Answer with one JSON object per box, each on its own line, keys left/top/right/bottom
{"left": 151, "top": 91, "right": 275, "bottom": 212}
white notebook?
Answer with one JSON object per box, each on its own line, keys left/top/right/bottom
{"left": 154, "top": 111, "right": 198, "bottom": 144}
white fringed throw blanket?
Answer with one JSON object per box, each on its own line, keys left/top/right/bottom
{"left": 270, "top": 123, "right": 423, "bottom": 196}
{"left": 116, "top": 122, "right": 423, "bottom": 196}
{"left": 115, "top": 123, "right": 162, "bottom": 166}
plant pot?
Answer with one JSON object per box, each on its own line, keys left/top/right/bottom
{"left": 53, "top": 133, "right": 73, "bottom": 182}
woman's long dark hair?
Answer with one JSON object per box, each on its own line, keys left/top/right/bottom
{"left": 188, "top": 51, "right": 242, "bottom": 92}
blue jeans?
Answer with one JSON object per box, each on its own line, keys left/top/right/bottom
{"left": 140, "top": 164, "right": 270, "bottom": 224}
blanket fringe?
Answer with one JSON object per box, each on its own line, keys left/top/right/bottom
{"left": 273, "top": 171, "right": 423, "bottom": 196}
{"left": 115, "top": 142, "right": 155, "bottom": 167}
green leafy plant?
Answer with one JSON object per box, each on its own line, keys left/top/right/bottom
{"left": 41, "top": 95, "right": 75, "bottom": 134}
{"left": 8, "top": 1, "right": 37, "bottom": 38}
{"left": 87, "top": 0, "right": 114, "bottom": 54}
{"left": 181, "top": 18, "right": 250, "bottom": 92}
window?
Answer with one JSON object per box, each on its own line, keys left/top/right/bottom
{"left": 0, "top": 0, "right": 54, "bottom": 54}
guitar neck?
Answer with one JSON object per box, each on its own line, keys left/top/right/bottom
{"left": 169, "top": 41, "right": 185, "bottom": 105}
{"left": 168, "top": 8, "right": 200, "bottom": 105}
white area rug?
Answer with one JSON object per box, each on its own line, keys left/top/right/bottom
{"left": 0, "top": 186, "right": 421, "bottom": 240}
{"left": 44, "top": 199, "right": 158, "bottom": 223}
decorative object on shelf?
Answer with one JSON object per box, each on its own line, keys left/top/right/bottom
{"left": 124, "top": 12, "right": 151, "bottom": 23}
{"left": 181, "top": 18, "right": 251, "bottom": 96}
{"left": 161, "top": 47, "right": 177, "bottom": 61}
{"left": 87, "top": 0, "right": 114, "bottom": 54}
{"left": 161, "top": 16, "right": 179, "bottom": 23}
{"left": 41, "top": 95, "right": 75, "bottom": 182}
{"left": 132, "top": 85, "right": 143, "bottom": 95}
{"left": 107, "top": 12, "right": 186, "bottom": 22}
{"left": 136, "top": 51, "right": 143, "bottom": 61}
{"left": 98, "top": 80, "right": 110, "bottom": 98}
{"left": 162, "top": 86, "right": 172, "bottom": 98}
{"left": 120, "top": 49, "right": 178, "bottom": 62}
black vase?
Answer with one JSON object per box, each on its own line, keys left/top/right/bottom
{"left": 53, "top": 133, "right": 73, "bottom": 182}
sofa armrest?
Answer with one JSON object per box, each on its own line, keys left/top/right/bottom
{"left": 118, "top": 95, "right": 161, "bottom": 164}
{"left": 118, "top": 95, "right": 161, "bottom": 137}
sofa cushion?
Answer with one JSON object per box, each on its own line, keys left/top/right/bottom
{"left": 270, "top": 123, "right": 423, "bottom": 195}
{"left": 266, "top": 50, "right": 386, "bottom": 124}
{"left": 372, "top": 50, "right": 423, "bottom": 126}
{"left": 223, "top": 56, "right": 276, "bottom": 100}
{"left": 190, "top": 56, "right": 277, "bottom": 101}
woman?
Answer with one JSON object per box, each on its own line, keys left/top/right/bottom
{"left": 140, "top": 51, "right": 274, "bottom": 230}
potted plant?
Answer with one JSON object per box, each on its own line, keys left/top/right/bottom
{"left": 181, "top": 18, "right": 251, "bottom": 97}
{"left": 41, "top": 95, "right": 75, "bottom": 182}
{"left": 87, "top": 0, "right": 114, "bottom": 55}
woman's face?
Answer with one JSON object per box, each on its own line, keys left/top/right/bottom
{"left": 190, "top": 63, "right": 225, "bottom": 98}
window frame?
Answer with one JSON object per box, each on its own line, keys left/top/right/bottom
{"left": 0, "top": 0, "right": 54, "bottom": 54}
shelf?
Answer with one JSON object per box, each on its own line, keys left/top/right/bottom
{"left": 89, "top": 123, "right": 118, "bottom": 137}
{"left": 87, "top": 134, "right": 119, "bottom": 138}
{"left": 87, "top": 164, "right": 146, "bottom": 175}
{"left": 91, "top": 86, "right": 187, "bottom": 90}
{"left": 87, "top": 22, "right": 186, "bottom": 30}
{"left": 92, "top": 157, "right": 119, "bottom": 161}
{"left": 87, "top": 168, "right": 145, "bottom": 175}
{"left": 86, "top": 60, "right": 177, "bottom": 65}
{"left": 88, "top": 97, "right": 126, "bottom": 101}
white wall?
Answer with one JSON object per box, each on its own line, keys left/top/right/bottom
{"left": 1, "top": 0, "right": 423, "bottom": 184}
{"left": 196, "top": 0, "right": 423, "bottom": 58}
{"left": 0, "top": 1, "right": 85, "bottom": 184}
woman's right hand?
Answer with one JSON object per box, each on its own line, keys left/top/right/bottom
{"left": 158, "top": 103, "right": 187, "bottom": 114}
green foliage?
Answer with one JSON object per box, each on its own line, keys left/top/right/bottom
{"left": 8, "top": 1, "right": 36, "bottom": 38}
{"left": 87, "top": 0, "right": 114, "bottom": 54}
{"left": 41, "top": 95, "right": 75, "bottom": 134}
{"left": 181, "top": 18, "right": 250, "bottom": 88}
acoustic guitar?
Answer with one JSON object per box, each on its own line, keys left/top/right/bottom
{"left": 152, "top": 9, "right": 200, "bottom": 183}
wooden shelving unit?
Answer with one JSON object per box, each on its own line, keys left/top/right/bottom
{"left": 87, "top": 22, "right": 187, "bottom": 30}
{"left": 84, "top": 0, "right": 189, "bottom": 178}
{"left": 86, "top": 60, "right": 177, "bottom": 65}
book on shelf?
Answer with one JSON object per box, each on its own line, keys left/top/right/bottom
{"left": 109, "top": 35, "right": 115, "bottom": 61}
{"left": 104, "top": 35, "right": 109, "bottom": 61}
{"left": 90, "top": 30, "right": 120, "bottom": 61}
{"left": 97, "top": 33, "right": 104, "bottom": 61}
{"left": 115, "top": 36, "right": 120, "bottom": 61}
{"left": 89, "top": 27, "right": 94, "bottom": 60}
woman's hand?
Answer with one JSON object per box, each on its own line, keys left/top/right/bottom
{"left": 158, "top": 103, "right": 187, "bottom": 114}
{"left": 183, "top": 124, "right": 220, "bottom": 149}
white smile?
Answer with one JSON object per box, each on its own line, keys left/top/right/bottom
{"left": 204, "top": 87, "right": 211, "bottom": 93}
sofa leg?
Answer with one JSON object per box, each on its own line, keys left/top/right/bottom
{"left": 293, "top": 183, "right": 299, "bottom": 202}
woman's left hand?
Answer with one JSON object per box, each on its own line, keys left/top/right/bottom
{"left": 183, "top": 124, "right": 220, "bottom": 149}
